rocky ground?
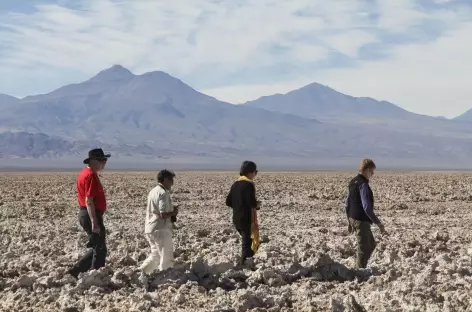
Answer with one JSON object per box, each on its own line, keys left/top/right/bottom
{"left": 1, "top": 171, "right": 472, "bottom": 312}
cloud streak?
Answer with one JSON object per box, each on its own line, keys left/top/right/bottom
{"left": 0, "top": 0, "right": 471, "bottom": 117}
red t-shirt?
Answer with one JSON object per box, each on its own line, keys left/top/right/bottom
{"left": 77, "top": 167, "right": 107, "bottom": 212}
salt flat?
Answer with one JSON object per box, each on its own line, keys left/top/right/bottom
{"left": 1, "top": 171, "right": 472, "bottom": 312}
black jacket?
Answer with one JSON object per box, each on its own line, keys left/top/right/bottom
{"left": 346, "top": 173, "right": 379, "bottom": 224}
{"left": 226, "top": 180, "right": 257, "bottom": 226}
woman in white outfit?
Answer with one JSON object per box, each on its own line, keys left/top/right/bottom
{"left": 140, "top": 169, "right": 178, "bottom": 274}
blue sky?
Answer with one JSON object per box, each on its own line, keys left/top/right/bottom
{"left": 0, "top": 0, "right": 471, "bottom": 118}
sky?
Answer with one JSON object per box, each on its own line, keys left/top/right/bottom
{"left": 0, "top": 0, "right": 471, "bottom": 118}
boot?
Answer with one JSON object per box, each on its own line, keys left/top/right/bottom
{"left": 67, "top": 268, "right": 79, "bottom": 279}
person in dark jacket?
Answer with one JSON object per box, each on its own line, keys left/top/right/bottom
{"left": 345, "top": 159, "right": 386, "bottom": 269}
{"left": 225, "top": 161, "right": 260, "bottom": 265}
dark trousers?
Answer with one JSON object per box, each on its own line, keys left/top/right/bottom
{"left": 69, "top": 208, "right": 107, "bottom": 277}
{"left": 349, "top": 218, "right": 376, "bottom": 269}
{"left": 234, "top": 221, "right": 254, "bottom": 259}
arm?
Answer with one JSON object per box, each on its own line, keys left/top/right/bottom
{"left": 85, "top": 176, "right": 100, "bottom": 233}
{"left": 158, "top": 192, "right": 172, "bottom": 219}
{"left": 225, "top": 186, "right": 233, "bottom": 208}
{"left": 245, "top": 183, "right": 258, "bottom": 210}
{"left": 86, "top": 197, "right": 99, "bottom": 231}
{"left": 345, "top": 189, "right": 353, "bottom": 232}
{"left": 359, "top": 183, "right": 381, "bottom": 225}
{"left": 345, "top": 189, "right": 350, "bottom": 219}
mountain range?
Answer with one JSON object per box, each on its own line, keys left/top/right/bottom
{"left": 1, "top": 65, "right": 472, "bottom": 170}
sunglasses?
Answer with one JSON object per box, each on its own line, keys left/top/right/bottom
{"left": 93, "top": 158, "right": 108, "bottom": 162}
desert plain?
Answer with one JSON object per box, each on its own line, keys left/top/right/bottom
{"left": 1, "top": 171, "right": 472, "bottom": 312}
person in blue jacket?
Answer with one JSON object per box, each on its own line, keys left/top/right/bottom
{"left": 345, "top": 159, "right": 387, "bottom": 268}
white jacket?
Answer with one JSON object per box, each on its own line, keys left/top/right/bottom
{"left": 144, "top": 183, "right": 173, "bottom": 234}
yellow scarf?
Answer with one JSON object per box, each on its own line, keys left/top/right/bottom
{"left": 237, "top": 176, "right": 260, "bottom": 253}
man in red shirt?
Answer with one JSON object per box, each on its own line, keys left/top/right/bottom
{"left": 68, "top": 148, "right": 110, "bottom": 278}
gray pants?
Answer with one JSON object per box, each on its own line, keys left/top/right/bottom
{"left": 349, "top": 218, "right": 376, "bottom": 269}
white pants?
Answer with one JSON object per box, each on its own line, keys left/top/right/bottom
{"left": 140, "top": 229, "right": 173, "bottom": 274}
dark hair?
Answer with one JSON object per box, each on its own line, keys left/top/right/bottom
{"left": 157, "top": 169, "right": 175, "bottom": 183}
{"left": 239, "top": 160, "right": 257, "bottom": 176}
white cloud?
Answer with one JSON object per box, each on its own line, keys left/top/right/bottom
{"left": 0, "top": 0, "right": 471, "bottom": 117}
{"left": 0, "top": 1, "right": 329, "bottom": 73}
{"left": 376, "top": 0, "right": 428, "bottom": 33}
{"left": 204, "top": 21, "right": 472, "bottom": 118}
{"left": 323, "top": 30, "right": 377, "bottom": 58}
{"left": 290, "top": 44, "right": 330, "bottom": 63}
{"left": 0, "top": 0, "right": 376, "bottom": 81}
{"left": 315, "top": 21, "right": 472, "bottom": 118}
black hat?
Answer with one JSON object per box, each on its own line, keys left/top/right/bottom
{"left": 83, "top": 148, "right": 111, "bottom": 164}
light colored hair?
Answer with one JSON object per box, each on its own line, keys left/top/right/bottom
{"left": 359, "top": 158, "right": 376, "bottom": 172}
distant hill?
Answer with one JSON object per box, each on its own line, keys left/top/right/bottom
{"left": 0, "top": 131, "right": 73, "bottom": 158}
{"left": 1, "top": 65, "right": 472, "bottom": 169}
{"left": 453, "top": 108, "right": 472, "bottom": 122}
{"left": 245, "top": 82, "right": 414, "bottom": 122}
{"left": 245, "top": 81, "right": 472, "bottom": 139}
{"left": 0, "top": 65, "right": 323, "bottom": 159}
{"left": 0, "top": 94, "right": 19, "bottom": 107}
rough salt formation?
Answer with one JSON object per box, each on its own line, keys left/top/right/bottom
{"left": 1, "top": 171, "right": 472, "bottom": 311}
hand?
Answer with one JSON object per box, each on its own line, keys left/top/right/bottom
{"left": 160, "top": 212, "right": 170, "bottom": 219}
{"left": 378, "top": 223, "right": 387, "bottom": 235}
{"left": 254, "top": 201, "right": 261, "bottom": 210}
{"left": 91, "top": 221, "right": 100, "bottom": 234}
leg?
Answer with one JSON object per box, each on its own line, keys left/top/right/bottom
{"left": 140, "top": 232, "right": 161, "bottom": 274}
{"left": 365, "top": 227, "right": 376, "bottom": 261}
{"left": 234, "top": 220, "right": 253, "bottom": 265}
{"left": 234, "top": 223, "right": 245, "bottom": 265}
{"left": 90, "top": 213, "right": 107, "bottom": 270}
{"left": 69, "top": 209, "right": 94, "bottom": 277}
{"left": 158, "top": 229, "right": 174, "bottom": 271}
{"left": 241, "top": 228, "right": 254, "bottom": 258}
{"left": 69, "top": 250, "right": 93, "bottom": 278}
{"left": 355, "top": 221, "right": 373, "bottom": 269}
{"left": 234, "top": 220, "right": 243, "bottom": 235}
{"left": 239, "top": 223, "right": 254, "bottom": 263}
